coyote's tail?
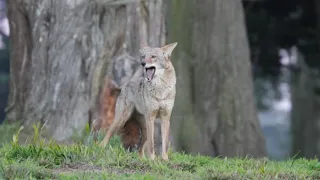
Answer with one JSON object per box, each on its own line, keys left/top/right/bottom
{"left": 120, "top": 117, "right": 142, "bottom": 152}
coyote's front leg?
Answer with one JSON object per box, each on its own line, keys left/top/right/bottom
{"left": 137, "top": 115, "right": 147, "bottom": 158}
{"left": 145, "top": 113, "right": 157, "bottom": 160}
{"left": 160, "top": 109, "right": 172, "bottom": 161}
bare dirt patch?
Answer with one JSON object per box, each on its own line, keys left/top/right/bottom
{"left": 53, "top": 163, "right": 103, "bottom": 174}
{"left": 52, "top": 163, "right": 142, "bottom": 175}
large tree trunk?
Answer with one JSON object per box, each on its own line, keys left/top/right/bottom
{"left": 192, "top": 0, "right": 266, "bottom": 157}
{"left": 168, "top": 0, "right": 266, "bottom": 157}
{"left": 6, "top": 0, "right": 135, "bottom": 142}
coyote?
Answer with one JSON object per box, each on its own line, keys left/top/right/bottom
{"left": 100, "top": 42, "right": 178, "bottom": 161}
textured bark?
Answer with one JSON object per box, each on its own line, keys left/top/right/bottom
{"left": 168, "top": 0, "right": 266, "bottom": 157}
{"left": 7, "top": 0, "right": 132, "bottom": 141}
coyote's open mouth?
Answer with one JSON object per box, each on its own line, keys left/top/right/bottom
{"left": 145, "top": 66, "right": 156, "bottom": 82}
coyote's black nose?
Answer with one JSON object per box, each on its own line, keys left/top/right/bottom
{"left": 141, "top": 62, "right": 146, "bottom": 66}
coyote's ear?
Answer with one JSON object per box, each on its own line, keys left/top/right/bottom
{"left": 140, "top": 40, "right": 147, "bottom": 47}
{"left": 161, "top": 42, "right": 178, "bottom": 59}
{"left": 139, "top": 41, "right": 147, "bottom": 53}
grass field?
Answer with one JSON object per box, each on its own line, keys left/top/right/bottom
{"left": 0, "top": 122, "right": 319, "bottom": 179}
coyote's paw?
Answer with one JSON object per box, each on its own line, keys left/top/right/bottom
{"left": 162, "top": 154, "right": 169, "bottom": 161}
{"left": 150, "top": 154, "right": 155, "bottom": 160}
{"left": 99, "top": 142, "right": 106, "bottom": 147}
{"left": 138, "top": 151, "right": 145, "bottom": 158}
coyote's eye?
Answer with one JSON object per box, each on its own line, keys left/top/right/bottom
{"left": 151, "top": 55, "right": 157, "bottom": 59}
{"left": 141, "top": 55, "right": 145, "bottom": 59}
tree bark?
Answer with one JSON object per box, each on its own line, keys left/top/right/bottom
{"left": 168, "top": 0, "right": 266, "bottom": 157}
{"left": 192, "top": 0, "right": 266, "bottom": 157}
{"left": 7, "top": 0, "right": 134, "bottom": 141}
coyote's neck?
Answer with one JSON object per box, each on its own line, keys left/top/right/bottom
{"left": 145, "top": 63, "right": 176, "bottom": 100}
{"left": 161, "top": 65, "right": 176, "bottom": 87}
{"left": 155, "top": 63, "right": 176, "bottom": 86}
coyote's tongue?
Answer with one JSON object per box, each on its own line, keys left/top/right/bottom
{"left": 146, "top": 67, "right": 155, "bottom": 81}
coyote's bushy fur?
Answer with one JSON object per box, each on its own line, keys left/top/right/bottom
{"left": 100, "top": 42, "right": 178, "bottom": 161}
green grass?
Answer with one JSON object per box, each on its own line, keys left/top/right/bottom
{"left": 0, "top": 123, "right": 319, "bottom": 179}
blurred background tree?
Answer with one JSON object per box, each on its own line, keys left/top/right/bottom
{"left": 1, "top": 0, "right": 320, "bottom": 160}
{"left": 168, "top": 0, "right": 266, "bottom": 157}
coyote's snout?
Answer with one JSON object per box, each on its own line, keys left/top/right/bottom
{"left": 99, "top": 42, "right": 178, "bottom": 161}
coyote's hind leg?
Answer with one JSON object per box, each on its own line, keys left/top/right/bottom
{"left": 100, "top": 98, "right": 134, "bottom": 147}
{"left": 136, "top": 114, "right": 147, "bottom": 158}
